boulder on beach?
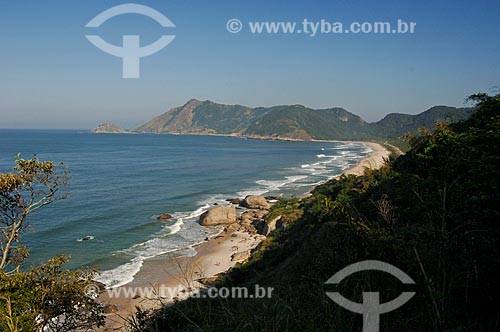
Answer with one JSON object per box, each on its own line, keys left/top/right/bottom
{"left": 240, "top": 195, "right": 271, "bottom": 210}
{"left": 157, "top": 213, "right": 172, "bottom": 220}
{"left": 199, "top": 206, "right": 237, "bottom": 226}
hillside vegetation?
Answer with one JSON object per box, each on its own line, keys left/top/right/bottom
{"left": 131, "top": 99, "right": 471, "bottom": 141}
{"left": 129, "top": 93, "right": 500, "bottom": 332}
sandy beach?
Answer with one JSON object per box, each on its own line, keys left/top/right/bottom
{"left": 98, "top": 141, "right": 392, "bottom": 330}
{"left": 343, "top": 142, "right": 392, "bottom": 176}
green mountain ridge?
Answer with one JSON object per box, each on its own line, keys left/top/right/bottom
{"left": 99, "top": 99, "right": 472, "bottom": 140}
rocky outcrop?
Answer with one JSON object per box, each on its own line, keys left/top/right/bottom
{"left": 263, "top": 215, "right": 281, "bottom": 236}
{"left": 199, "top": 206, "right": 237, "bottom": 226}
{"left": 91, "top": 123, "right": 128, "bottom": 134}
{"left": 238, "top": 209, "right": 269, "bottom": 235}
{"left": 240, "top": 195, "right": 271, "bottom": 210}
{"left": 157, "top": 213, "right": 172, "bottom": 220}
{"left": 197, "top": 276, "right": 219, "bottom": 286}
{"left": 226, "top": 198, "right": 241, "bottom": 205}
{"left": 231, "top": 250, "right": 251, "bottom": 262}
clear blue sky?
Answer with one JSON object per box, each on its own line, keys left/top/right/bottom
{"left": 1, "top": 0, "right": 499, "bottom": 129}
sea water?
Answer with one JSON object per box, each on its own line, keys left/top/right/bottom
{"left": 0, "top": 130, "right": 372, "bottom": 287}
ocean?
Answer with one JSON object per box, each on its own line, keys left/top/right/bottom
{"left": 0, "top": 130, "right": 372, "bottom": 287}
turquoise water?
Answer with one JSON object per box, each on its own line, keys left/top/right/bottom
{"left": 0, "top": 130, "right": 371, "bottom": 287}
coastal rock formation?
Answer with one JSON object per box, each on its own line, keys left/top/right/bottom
{"left": 231, "top": 250, "right": 251, "bottom": 262}
{"left": 263, "top": 215, "right": 281, "bottom": 236}
{"left": 240, "top": 195, "right": 271, "bottom": 210}
{"left": 157, "top": 213, "right": 172, "bottom": 220}
{"left": 199, "top": 206, "right": 237, "bottom": 226}
{"left": 226, "top": 198, "right": 241, "bottom": 205}
{"left": 238, "top": 209, "right": 269, "bottom": 235}
{"left": 91, "top": 123, "right": 128, "bottom": 134}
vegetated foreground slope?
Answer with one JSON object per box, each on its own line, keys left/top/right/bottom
{"left": 130, "top": 94, "right": 500, "bottom": 332}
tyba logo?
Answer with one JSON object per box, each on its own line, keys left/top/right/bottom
{"left": 85, "top": 3, "right": 175, "bottom": 79}
{"left": 325, "top": 260, "right": 416, "bottom": 332}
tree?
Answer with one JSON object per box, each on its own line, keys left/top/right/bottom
{"left": 0, "top": 155, "right": 105, "bottom": 331}
{"left": 0, "top": 154, "right": 70, "bottom": 271}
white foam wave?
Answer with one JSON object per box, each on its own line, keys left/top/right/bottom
{"left": 237, "top": 188, "right": 268, "bottom": 197}
{"left": 165, "top": 218, "right": 184, "bottom": 235}
{"left": 255, "top": 175, "right": 309, "bottom": 192}
{"left": 362, "top": 146, "right": 373, "bottom": 154}
{"left": 95, "top": 257, "right": 143, "bottom": 288}
{"left": 97, "top": 142, "right": 372, "bottom": 288}
{"left": 187, "top": 204, "right": 211, "bottom": 219}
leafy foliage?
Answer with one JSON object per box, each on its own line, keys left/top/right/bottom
{"left": 0, "top": 156, "right": 105, "bottom": 331}
{"left": 0, "top": 154, "right": 70, "bottom": 271}
{"left": 0, "top": 256, "right": 104, "bottom": 332}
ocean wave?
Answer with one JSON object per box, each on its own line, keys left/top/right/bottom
{"left": 165, "top": 218, "right": 184, "bottom": 235}
{"left": 95, "top": 256, "right": 143, "bottom": 288}
{"left": 236, "top": 188, "right": 268, "bottom": 197}
{"left": 96, "top": 143, "right": 373, "bottom": 288}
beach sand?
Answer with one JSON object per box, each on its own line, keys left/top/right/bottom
{"left": 100, "top": 230, "right": 265, "bottom": 330}
{"left": 343, "top": 142, "right": 391, "bottom": 176}
{"left": 98, "top": 141, "right": 391, "bottom": 330}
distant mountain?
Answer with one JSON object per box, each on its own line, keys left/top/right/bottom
{"left": 244, "top": 105, "right": 372, "bottom": 140}
{"left": 132, "top": 99, "right": 472, "bottom": 141}
{"left": 371, "top": 106, "right": 472, "bottom": 138}
{"left": 134, "top": 99, "right": 266, "bottom": 135}
{"left": 91, "top": 123, "right": 128, "bottom": 134}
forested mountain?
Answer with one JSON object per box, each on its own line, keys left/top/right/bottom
{"left": 127, "top": 99, "right": 472, "bottom": 140}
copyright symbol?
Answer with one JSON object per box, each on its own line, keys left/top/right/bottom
{"left": 84, "top": 283, "right": 100, "bottom": 298}
{"left": 227, "top": 19, "right": 243, "bottom": 33}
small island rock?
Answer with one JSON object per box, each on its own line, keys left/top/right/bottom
{"left": 157, "top": 213, "right": 172, "bottom": 220}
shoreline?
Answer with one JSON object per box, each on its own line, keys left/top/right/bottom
{"left": 98, "top": 141, "right": 392, "bottom": 330}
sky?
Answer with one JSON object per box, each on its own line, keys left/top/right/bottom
{"left": 0, "top": 0, "right": 499, "bottom": 129}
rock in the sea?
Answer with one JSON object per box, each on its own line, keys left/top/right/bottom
{"left": 240, "top": 195, "right": 271, "bottom": 210}
{"left": 199, "top": 206, "right": 237, "bottom": 226}
{"left": 157, "top": 213, "right": 172, "bottom": 220}
{"left": 226, "top": 198, "right": 241, "bottom": 205}
{"left": 91, "top": 123, "right": 128, "bottom": 134}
